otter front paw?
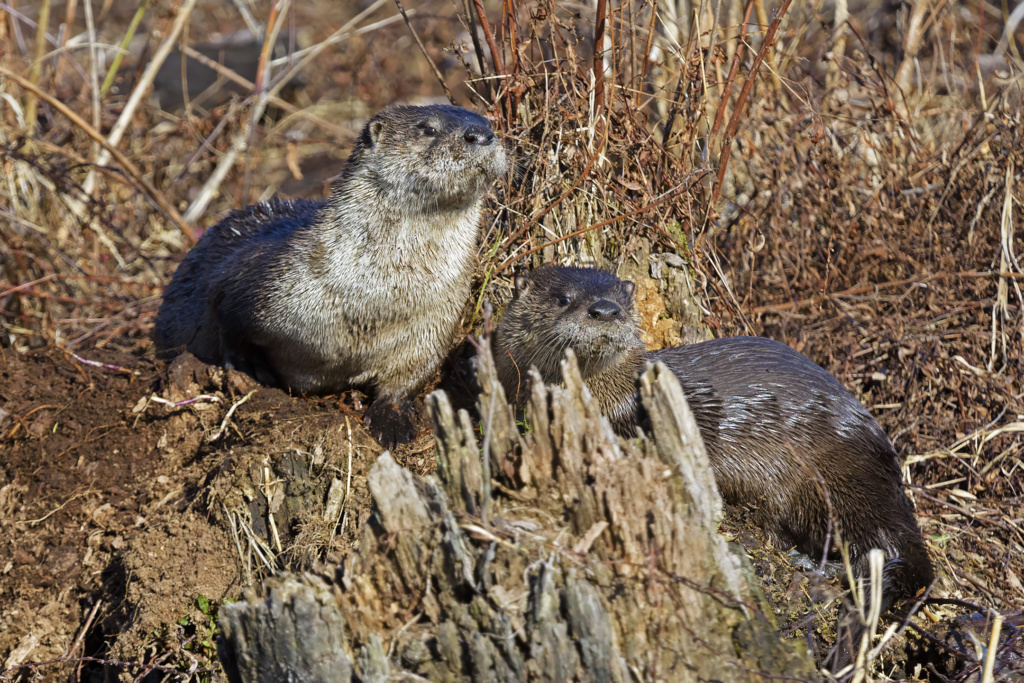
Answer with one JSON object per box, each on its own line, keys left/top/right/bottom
{"left": 364, "top": 398, "right": 417, "bottom": 449}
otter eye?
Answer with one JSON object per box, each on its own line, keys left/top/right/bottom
{"left": 418, "top": 122, "right": 437, "bottom": 137}
{"left": 554, "top": 294, "right": 570, "bottom": 307}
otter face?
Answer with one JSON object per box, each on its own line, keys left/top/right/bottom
{"left": 507, "top": 266, "right": 641, "bottom": 381}
{"left": 360, "top": 104, "right": 509, "bottom": 212}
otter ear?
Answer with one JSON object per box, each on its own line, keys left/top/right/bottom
{"left": 620, "top": 280, "right": 636, "bottom": 304}
{"left": 367, "top": 119, "right": 387, "bottom": 146}
{"left": 514, "top": 273, "right": 531, "bottom": 296}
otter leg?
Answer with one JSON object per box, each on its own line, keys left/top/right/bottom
{"left": 218, "top": 330, "right": 279, "bottom": 388}
{"left": 363, "top": 397, "right": 417, "bottom": 449}
{"left": 362, "top": 340, "right": 443, "bottom": 448}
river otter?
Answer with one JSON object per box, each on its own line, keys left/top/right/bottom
{"left": 494, "top": 265, "right": 934, "bottom": 666}
{"left": 155, "top": 104, "right": 508, "bottom": 447}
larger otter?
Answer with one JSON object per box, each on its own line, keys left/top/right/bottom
{"left": 156, "top": 105, "right": 508, "bottom": 447}
{"left": 494, "top": 265, "right": 934, "bottom": 664}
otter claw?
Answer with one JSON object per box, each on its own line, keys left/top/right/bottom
{"left": 364, "top": 399, "right": 417, "bottom": 449}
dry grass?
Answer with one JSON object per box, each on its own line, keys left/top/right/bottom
{"left": 1, "top": 0, "right": 1023, "bottom": 680}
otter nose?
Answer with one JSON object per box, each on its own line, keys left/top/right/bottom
{"left": 588, "top": 300, "right": 622, "bottom": 322}
{"left": 463, "top": 125, "right": 494, "bottom": 146}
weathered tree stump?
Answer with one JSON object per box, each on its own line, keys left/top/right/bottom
{"left": 218, "top": 341, "right": 816, "bottom": 681}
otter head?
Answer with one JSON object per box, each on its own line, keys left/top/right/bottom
{"left": 348, "top": 104, "right": 508, "bottom": 213}
{"left": 497, "top": 265, "right": 643, "bottom": 384}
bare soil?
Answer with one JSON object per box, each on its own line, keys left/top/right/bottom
{"left": 0, "top": 346, "right": 415, "bottom": 680}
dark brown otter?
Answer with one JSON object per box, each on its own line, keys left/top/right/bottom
{"left": 155, "top": 104, "right": 508, "bottom": 448}
{"left": 494, "top": 265, "right": 934, "bottom": 665}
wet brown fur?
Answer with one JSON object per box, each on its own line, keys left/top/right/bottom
{"left": 494, "top": 265, "right": 934, "bottom": 664}
{"left": 155, "top": 105, "right": 508, "bottom": 447}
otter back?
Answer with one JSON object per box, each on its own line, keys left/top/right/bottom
{"left": 650, "top": 338, "right": 932, "bottom": 587}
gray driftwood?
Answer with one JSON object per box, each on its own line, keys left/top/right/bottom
{"left": 219, "top": 341, "right": 816, "bottom": 682}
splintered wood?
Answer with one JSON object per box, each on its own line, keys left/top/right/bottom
{"left": 219, "top": 340, "right": 814, "bottom": 682}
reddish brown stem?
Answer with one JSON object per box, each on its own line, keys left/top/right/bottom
{"left": 472, "top": 0, "right": 505, "bottom": 84}
{"left": 708, "top": 0, "right": 755, "bottom": 147}
{"left": 505, "top": 0, "right": 518, "bottom": 73}
{"left": 254, "top": 1, "right": 281, "bottom": 94}
{"left": 638, "top": 0, "right": 659, "bottom": 106}
{"left": 711, "top": 0, "right": 794, "bottom": 208}
{"left": 462, "top": 0, "right": 489, "bottom": 98}
{"left": 593, "top": 0, "right": 607, "bottom": 114}
{"left": 240, "top": 0, "right": 285, "bottom": 204}
{"left": 504, "top": 0, "right": 519, "bottom": 122}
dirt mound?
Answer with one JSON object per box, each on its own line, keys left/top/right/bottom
{"left": 0, "top": 347, "right": 413, "bottom": 680}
